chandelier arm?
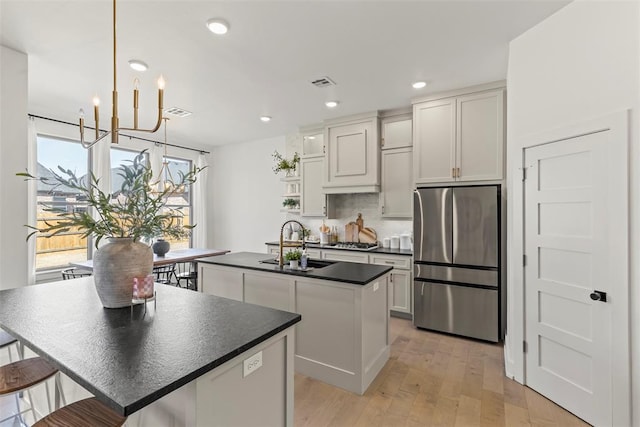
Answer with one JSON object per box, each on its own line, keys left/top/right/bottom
{"left": 118, "top": 89, "right": 164, "bottom": 133}
{"left": 79, "top": 130, "right": 112, "bottom": 149}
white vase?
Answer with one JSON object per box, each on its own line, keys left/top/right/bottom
{"left": 289, "top": 260, "right": 299, "bottom": 269}
{"left": 93, "top": 237, "right": 153, "bottom": 308}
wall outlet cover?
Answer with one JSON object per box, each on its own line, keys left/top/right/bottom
{"left": 243, "top": 351, "right": 263, "bottom": 377}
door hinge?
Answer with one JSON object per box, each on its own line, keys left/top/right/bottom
{"left": 381, "top": 205, "right": 385, "bottom": 214}
{"left": 381, "top": 137, "right": 385, "bottom": 147}
{"left": 523, "top": 254, "right": 527, "bottom": 266}
{"left": 523, "top": 340, "right": 528, "bottom": 353}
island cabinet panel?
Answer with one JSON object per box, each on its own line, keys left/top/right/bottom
{"left": 361, "top": 277, "right": 390, "bottom": 388}
{"left": 295, "top": 281, "right": 357, "bottom": 374}
{"left": 244, "top": 272, "right": 294, "bottom": 312}
{"left": 199, "top": 264, "right": 243, "bottom": 301}
{"left": 196, "top": 332, "right": 290, "bottom": 427}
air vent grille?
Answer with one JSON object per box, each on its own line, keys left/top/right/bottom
{"left": 164, "top": 107, "right": 192, "bottom": 118}
{"left": 310, "top": 76, "right": 336, "bottom": 88}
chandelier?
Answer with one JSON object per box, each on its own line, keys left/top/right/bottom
{"left": 78, "top": 0, "right": 164, "bottom": 148}
{"left": 153, "top": 117, "right": 185, "bottom": 194}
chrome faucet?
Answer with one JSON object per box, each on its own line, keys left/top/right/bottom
{"left": 279, "top": 220, "right": 306, "bottom": 268}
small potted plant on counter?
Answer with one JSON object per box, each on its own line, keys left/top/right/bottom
{"left": 284, "top": 250, "right": 302, "bottom": 269}
{"left": 272, "top": 151, "right": 300, "bottom": 176}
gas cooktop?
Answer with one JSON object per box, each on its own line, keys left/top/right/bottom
{"left": 332, "top": 242, "right": 379, "bottom": 250}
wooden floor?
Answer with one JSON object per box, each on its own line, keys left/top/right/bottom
{"left": 294, "top": 317, "right": 590, "bottom": 427}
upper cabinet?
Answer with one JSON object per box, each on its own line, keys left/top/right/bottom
{"left": 380, "top": 115, "right": 413, "bottom": 218}
{"left": 323, "top": 112, "right": 380, "bottom": 194}
{"left": 413, "top": 85, "right": 505, "bottom": 184}
{"left": 381, "top": 117, "right": 412, "bottom": 150}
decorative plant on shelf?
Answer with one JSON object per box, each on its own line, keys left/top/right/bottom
{"left": 272, "top": 150, "right": 300, "bottom": 175}
{"left": 282, "top": 198, "right": 299, "bottom": 209}
{"left": 284, "top": 250, "right": 302, "bottom": 262}
{"left": 17, "top": 149, "right": 204, "bottom": 309}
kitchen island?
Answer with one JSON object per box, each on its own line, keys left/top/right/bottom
{"left": 197, "top": 251, "right": 392, "bottom": 395}
{"left": 0, "top": 278, "right": 300, "bottom": 425}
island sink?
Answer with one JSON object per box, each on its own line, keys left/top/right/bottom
{"left": 260, "top": 258, "right": 336, "bottom": 269}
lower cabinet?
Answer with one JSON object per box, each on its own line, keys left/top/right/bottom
{"left": 199, "top": 264, "right": 243, "bottom": 301}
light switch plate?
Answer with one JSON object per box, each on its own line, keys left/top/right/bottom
{"left": 243, "top": 351, "right": 263, "bottom": 377}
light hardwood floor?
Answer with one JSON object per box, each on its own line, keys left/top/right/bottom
{"left": 294, "top": 317, "right": 590, "bottom": 427}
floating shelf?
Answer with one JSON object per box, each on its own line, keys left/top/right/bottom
{"left": 280, "top": 176, "right": 300, "bottom": 182}
{"left": 282, "top": 193, "right": 301, "bottom": 197}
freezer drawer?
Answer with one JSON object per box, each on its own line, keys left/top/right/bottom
{"left": 414, "top": 264, "right": 498, "bottom": 287}
{"left": 413, "top": 281, "right": 498, "bottom": 342}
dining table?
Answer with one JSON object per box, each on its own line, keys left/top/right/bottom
{"left": 69, "top": 247, "right": 230, "bottom": 270}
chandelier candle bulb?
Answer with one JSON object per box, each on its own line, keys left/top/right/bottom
{"left": 93, "top": 96, "right": 100, "bottom": 139}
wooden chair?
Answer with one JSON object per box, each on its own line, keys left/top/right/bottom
{"left": 33, "top": 397, "right": 126, "bottom": 427}
{"left": 61, "top": 267, "right": 92, "bottom": 280}
{"left": 0, "top": 357, "right": 61, "bottom": 425}
{"left": 152, "top": 263, "right": 176, "bottom": 285}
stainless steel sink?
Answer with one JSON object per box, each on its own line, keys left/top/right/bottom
{"left": 260, "top": 258, "right": 335, "bottom": 269}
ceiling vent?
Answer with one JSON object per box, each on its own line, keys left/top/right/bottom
{"left": 164, "top": 107, "right": 192, "bottom": 118}
{"left": 310, "top": 76, "right": 336, "bottom": 88}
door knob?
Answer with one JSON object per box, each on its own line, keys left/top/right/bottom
{"left": 590, "top": 290, "right": 607, "bottom": 302}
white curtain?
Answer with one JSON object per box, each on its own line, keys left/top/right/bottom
{"left": 192, "top": 153, "right": 208, "bottom": 248}
{"left": 90, "top": 137, "right": 112, "bottom": 249}
{"left": 27, "top": 117, "right": 37, "bottom": 285}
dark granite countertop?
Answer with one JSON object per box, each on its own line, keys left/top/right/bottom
{"left": 197, "top": 252, "right": 392, "bottom": 285}
{"left": 0, "top": 279, "right": 300, "bottom": 416}
{"left": 264, "top": 241, "right": 413, "bottom": 257}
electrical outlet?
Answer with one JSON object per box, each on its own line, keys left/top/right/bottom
{"left": 373, "top": 282, "right": 379, "bottom": 292}
{"left": 243, "top": 351, "right": 263, "bottom": 377}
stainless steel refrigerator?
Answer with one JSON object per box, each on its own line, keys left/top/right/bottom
{"left": 413, "top": 185, "right": 502, "bottom": 342}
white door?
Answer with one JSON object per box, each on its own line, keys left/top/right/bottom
{"left": 524, "top": 128, "right": 626, "bottom": 426}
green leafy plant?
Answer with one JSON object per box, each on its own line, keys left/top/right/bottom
{"left": 17, "top": 150, "right": 204, "bottom": 248}
{"left": 284, "top": 250, "right": 302, "bottom": 261}
{"left": 282, "top": 198, "right": 299, "bottom": 209}
{"left": 272, "top": 151, "right": 300, "bottom": 174}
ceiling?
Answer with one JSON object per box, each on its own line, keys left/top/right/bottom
{"left": 0, "top": 0, "right": 570, "bottom": 149}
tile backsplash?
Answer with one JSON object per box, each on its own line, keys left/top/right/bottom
{"left": 287, "top": 193, "right": 412, "bottom": 243}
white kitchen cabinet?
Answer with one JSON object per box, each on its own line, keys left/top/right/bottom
{"left": 380, "top": 147, "right": 413, "bottom": 218}
{"left": 199, "top": 264, "right": 243, "bottom": 301}
{"left": 321, "top": 249, "right": 369, "bottom": 264}
{"left": 300, "top": 156, "right": 327, "bottom": 217}
{"left": 370, "top": 254, "right": 412, "bottom": 316}
{"left": 381, "top": 118, "right": 412, "bottom": 149}
{"left": 244, "top": 272, "right": 293, "bottom": 312}
{"left": 324, "top": 113, "right": 380, "bottom": 193}
{"left": 413, "top": 88, "right": 504, "bottom": 184}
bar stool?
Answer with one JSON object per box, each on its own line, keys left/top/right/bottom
{"left": 0, "top": 357, "right": 58, "bottom": 425}
{"left": 0, "top": 329, "right": 22, "bottom": 362}
{"left": 33, "top": 397, "right": 126, "bottom": 426}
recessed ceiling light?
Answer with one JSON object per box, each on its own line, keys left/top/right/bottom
{"left": 412, "top": 81, "right": 427, "bottom": 89}
{"left": 325, "top": 101, "right": 339, "bottom": 108}
{"left": 260, "top": 116, "right": 271, "bottom": 122}
{"left": 206, "top": 18, "right": 229, "bottom": 35}
{"left": 128, "top": 59, "right": 148, "bottom": 72}
{"left": 307, "top": 136, "right": 316, "bottom": 140}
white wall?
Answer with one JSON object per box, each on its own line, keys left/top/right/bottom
{"left": 0, "top": 46, "right": 29, "bottom": 289}
{"left": 506, "top": 0, "right": 639, "bottom": 423}
{"left": 209, "top": 136, "right": 287, "bottom": 252}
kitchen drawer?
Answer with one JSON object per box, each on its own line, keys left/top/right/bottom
{"left": 305, "top": 248, "right": 322, "bottom": 259}
{"left": 321, "top": 250, "right": 369, "bottom": 264}
{"left": 370, "top": 254, "right": 411, "bottom": 270}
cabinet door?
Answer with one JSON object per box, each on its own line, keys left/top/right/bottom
{"left": 325, "top": 119, "right": 379, "bottom": 190}
{"left": 388, "top": 269, "right": 412, "bottom": 314}
{"left": 413, "top": 98, "right": 456, "bottom": 184}
{"left": 382, "top": 118, "right": 412, "bottom": 149}
{"left": 456, "top": 89, "right": 504, "bottom": 181}
{"left": 380, "top": 147, "right": 413, "bottom": 218}
{"left": 244, "top": 272, "right": 292, "bottom": 312}
{"left": 199, "top": 265, "right": 243, "bottom": 301}
{"left": 300, "top": 156, "right": 326, "bottom": 217}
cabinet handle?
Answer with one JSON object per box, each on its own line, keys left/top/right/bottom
{"left": 322, "top": 145, "right": 325, "bottom": 154}
{"left": 323, "top": 206, "right": 326, "bottom": 215}
{"left": 381, "top": 137, "right": 385, "bottom": 147}
{"left": 381, "top": 205, "right": 385, "bottom": 214}
{"left": 390, "top": 273, "right": 393, "bottom": 283}
{"left": 456, "top": 167, "right": 460, "bottom": 178}
{"left": 385, "top": 261, "right": 395, "bottom": 265}
{"left": 452, "top": 168, "right": 455, "bottom": 178}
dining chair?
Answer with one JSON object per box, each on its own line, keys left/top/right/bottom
{"left": 175, "top": 262, "right": 198, "bottom": 291}
{"left": 152, "top": 264, "right": 176, "bottom": 285}
{"left": 61, "top": 268, "right": 92, "bottom": 280}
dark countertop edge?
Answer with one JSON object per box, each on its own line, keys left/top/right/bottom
{"left": 3, "top": 314, "right": 301, "bottom": 417}
{"left": 264, "top": 242, "right": 413, "bottom": 257}
{"left": 122, "top": 313, "right": 301, "bottom": 416}
{"left": 196, "top": 257, "right": 392, "bottom": 286}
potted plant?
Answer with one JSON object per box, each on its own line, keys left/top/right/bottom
{"left": 17, "top": 150, "right": 203, "bottom": 308}
{"left": 272, "top": 151, "right": 300, "bottom": 176}
{"left": 284, "top": 249, "right": 302, "bottom": 269}
{"left": 282, "top": 198, "right": 299, "bottom": 210}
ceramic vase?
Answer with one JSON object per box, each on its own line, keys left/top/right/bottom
{"left": 152, "top": 238, "right": 170, "bottom": 256}
{"left": 289, "top": 260, "right": 299, "bottom": 269}
{"left": 93, "top": 238, "right": 153, "bottom": 308}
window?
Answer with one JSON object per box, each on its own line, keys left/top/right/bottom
{"left": 35, "top": 135, "right": 89, "bottom": 270}
{"left": 161, "top": 157, "right": 193, "bottom": 249}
